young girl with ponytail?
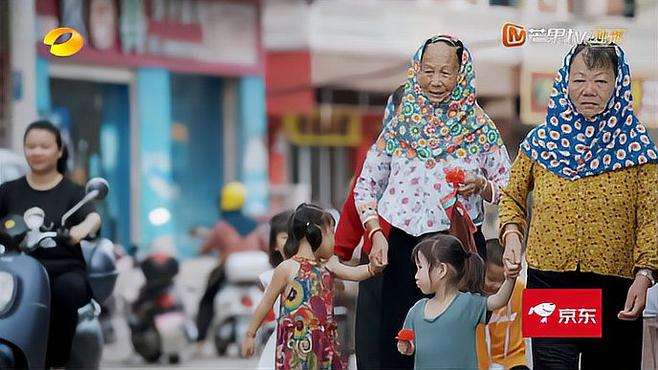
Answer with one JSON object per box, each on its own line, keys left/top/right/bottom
{"left": 241, "top": 203, "right": 382, "bottom": 370}
{"left": 397, "top": 234, "right": 520, "bottom": 370}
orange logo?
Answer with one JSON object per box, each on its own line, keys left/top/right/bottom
{"left": 502, "top": 22, "right": 526, "bottom": 47}
{"left": 43, "top": 27, "right": 84, "bottom": 57}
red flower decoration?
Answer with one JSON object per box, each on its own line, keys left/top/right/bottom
{"left": 396, "top": 329, "right": 415, "bottom": 341}
{"left": 444, "top": 167, "right": 466, "bottom": 187}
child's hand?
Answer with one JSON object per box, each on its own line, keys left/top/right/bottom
{"left": 241, "top": 335, "right": 256, "bottom": 358}
{"left": 397, "top": 339, "right": 414, "bottom": 356}
{"left": 369, "top": 261, "right": 384, "bottom": 275}
{"left": 504, "top": 260, "right": 521, "bottom": 280}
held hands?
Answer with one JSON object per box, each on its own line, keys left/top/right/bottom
{"left": 241, "top": 334, "right": 256, "bottom": 358}
{"left": 369, "top": 231, "right": 389, "bottom": 269}
{"left": 503, "top": 234, "right": 523, "bottom": 279}
{"left": 618, "top": 275, "right": 651, "bottom": 321}
{"left": 457, "top": 174, "right": 487, "bottom": 197}
{"left": 368, "top": 260, "right": 384, "bottom": 275}
{"left": 504, "top": 259, "right": 521, "bottom": 280}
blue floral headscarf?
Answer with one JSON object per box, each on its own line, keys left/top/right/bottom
{"left": 379, "top": 35, "right": 504, "bottom": 167}
{"left": 521, "top": 43, "right": 658, "bottom": 180}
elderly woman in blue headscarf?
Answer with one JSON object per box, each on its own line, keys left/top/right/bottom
{"left": 353, "top": 35, "right": 512, "bottom": 370}
{"left": 500, "top": 41, "right": 658, "bottom": 370}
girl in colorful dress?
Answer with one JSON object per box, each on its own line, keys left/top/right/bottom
{"left": 242, "top": 203, "right": 381, "bottom": 370}
{"left": 258, "top": 209, "right": 294, "bottom": 369}
{"left": 397, "top": 234, "right": 520, "bottom": 370}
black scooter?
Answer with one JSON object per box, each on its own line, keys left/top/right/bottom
{"left": 128, "top": 251, "right": 196, "bottom": 364}
{"left": 0, "top": 178, "right": 116, "bottom": 369}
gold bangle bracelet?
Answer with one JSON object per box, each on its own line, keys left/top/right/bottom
{"left": 367, "top": 227, "right": 383, "bottom": 241}
{"left": 502, "top": 229, "right": 524, "bottom": 245}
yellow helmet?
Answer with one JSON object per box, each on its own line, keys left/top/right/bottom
{"left": 220, "top": 182, "right": 246, "bottom": 212}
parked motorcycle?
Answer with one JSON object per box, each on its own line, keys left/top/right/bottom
{"left": 212, "top": 250, "right": 271, "bottom": 357}
{"left": 0, "top": 178, "right": 115, "bottom": 370}
{"left": 128, "top": 251, "right": 196, "bottom": 364}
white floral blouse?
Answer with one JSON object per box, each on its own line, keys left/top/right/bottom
{"left": 354, "top": 134, "right": 512, "bottom": 237}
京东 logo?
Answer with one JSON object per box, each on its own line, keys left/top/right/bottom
{"left": 527, "top": 302, "right": 556, "bottom": 323}
{"left": 501, "top": 22, "right": 527, "bottom": 47}
{"left": 523, "top": 289, "right": 602, "bottom": 338}
{"left": 43, "top": 27, "right": 84, "bottom": 57}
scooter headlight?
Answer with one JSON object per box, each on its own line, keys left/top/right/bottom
{"left": 0, "top": 271, "right": 17, "bottom": 316}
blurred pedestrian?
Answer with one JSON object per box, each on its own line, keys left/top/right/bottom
{"left": 195, "top": 182, "right": 263, "bottom": 350}
{"left": 257, "top": 209, "right": 293, "bottom": 369}
{"left": 476, "top": 239, "right": 528, "bottom": 370}
{"left": 353, "top": 35, "right": 511, "bottom": 369}
{"left": 396, "top": 235, "right": 519, "bottom": 370}
{"left": 241, "top": 203, "right": 382, "bottom": 369}
{"left": 499, "top": 41, "right": 658, "bottom": 370}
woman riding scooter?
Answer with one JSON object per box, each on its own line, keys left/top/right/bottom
{"left": 0, "top": 121, "right": 101, "bottom": 369}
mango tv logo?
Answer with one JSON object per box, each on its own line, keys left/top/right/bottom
{"left": 502, "top": 22, "right": 526, "bottom": 47}
{"left": 43, "top": 27, "right": 84, "bottom": 57}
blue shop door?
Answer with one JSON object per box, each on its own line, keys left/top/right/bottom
{"left": 99, "top": 84, "right": 131, "bottom": 249}
{"left": 170, "top": 74, "right": 223, "bottom": 258}
{"left": 49, "top": 79, "right": 132, "bottom": 250}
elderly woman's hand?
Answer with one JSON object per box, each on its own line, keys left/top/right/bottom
{"left": 457, "top": 174, "right": 487, "bottom": 197}
{"left": 502, "top": 230, "right": 523, "bottom": 277}
{"left": 618, "top": 276, "right": 651, "bottom": 321}
{"left": 369, "top": 232, "right": 389, "bottom": 269}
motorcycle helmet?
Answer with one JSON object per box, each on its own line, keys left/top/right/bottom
{"left": 220, "top": 182, "right": 246, "bottom": 212}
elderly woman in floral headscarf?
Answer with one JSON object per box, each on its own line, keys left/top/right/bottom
{"left": 353, "top": 35, "right": 512, "bottom": 370}
{"left": 500, "top": 42, "right": 658, "bottom": 370}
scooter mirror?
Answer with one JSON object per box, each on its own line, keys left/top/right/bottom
{"left": 61, "top": 178, "right": 110, "bottom": 227}
{"left": 85, "top": 178, "right": 109, "bottom": 200}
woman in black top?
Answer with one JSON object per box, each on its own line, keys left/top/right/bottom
{"left": 0, "top": 121, "right": 101, "bottom": 369}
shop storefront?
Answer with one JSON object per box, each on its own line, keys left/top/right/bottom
{"left": 33, "top": 0, "right": 267, "bottom": 257}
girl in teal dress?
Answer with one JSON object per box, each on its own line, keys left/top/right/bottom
{"left": 397, "top": 234, "right": 519, "bottom": 370}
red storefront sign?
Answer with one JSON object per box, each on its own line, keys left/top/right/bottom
{"left": 36, "top": 0, "right": 263, "bottom": 76}
{"left": 266, "top": 50, "right": 314, "bottom": 115}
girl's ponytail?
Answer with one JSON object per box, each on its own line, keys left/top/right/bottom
{"left": 283, "top": 203, "right": 334, "bottom": 258}
{"left": 304, "top": 222, "right": 323, "bottom": 251}
{"left": 459, "top": 252, "right": 485, "bottom": 295}
{"left": 412, "top": 234, "right": 486, "bottom": 295}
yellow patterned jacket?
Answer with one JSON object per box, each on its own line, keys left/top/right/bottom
{"left": 499, "top": 151, "right": 658, "bottom": 279}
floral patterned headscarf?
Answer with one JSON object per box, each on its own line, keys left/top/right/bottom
{"left": 380, "top": 35, "right": 504, "bottom": 166}
{"left": 521, "top": 43, "right": 658, "bottom": 180}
